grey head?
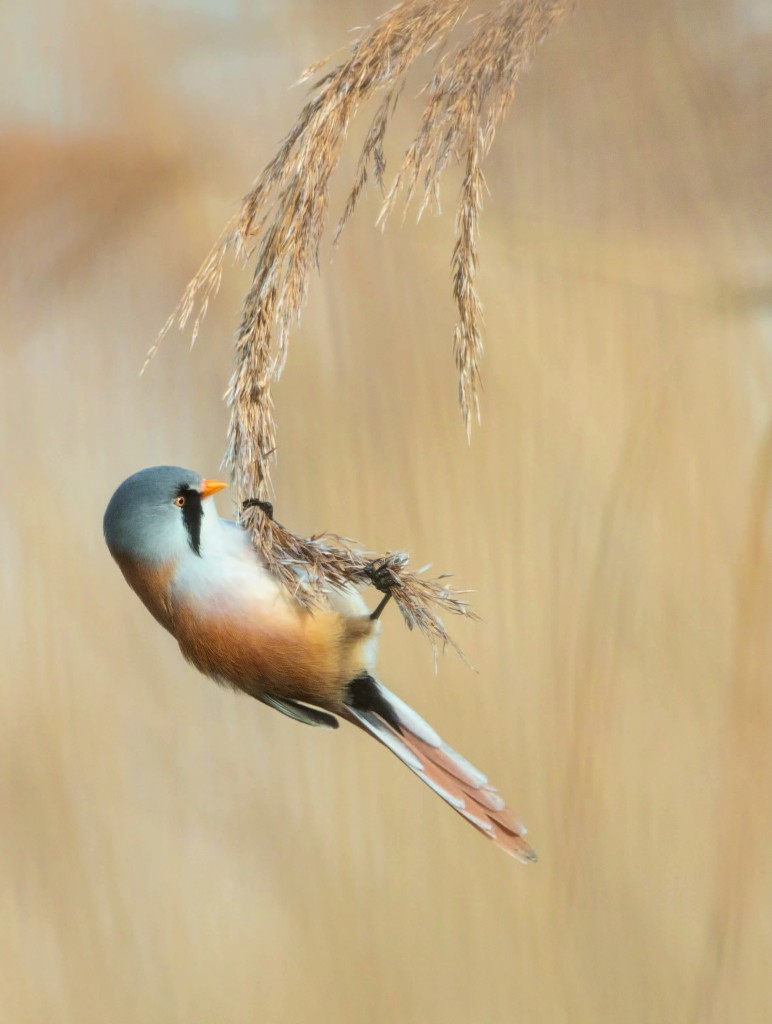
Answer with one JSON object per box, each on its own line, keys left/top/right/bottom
{"left": 104, "top": 465, "right": 210, "bottom": 564}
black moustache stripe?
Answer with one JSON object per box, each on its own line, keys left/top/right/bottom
{"left": 179, "top": 487, "right": 203, "bottom": 556}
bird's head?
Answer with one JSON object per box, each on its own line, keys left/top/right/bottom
{"left": 103, "top": 466, "right": 227, "bottom": 564}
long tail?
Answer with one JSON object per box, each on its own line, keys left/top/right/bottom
{"left": 343, "top": 675, "right": 536, "bottom": 863}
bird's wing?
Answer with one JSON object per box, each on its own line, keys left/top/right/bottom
{"left": 259, "top": 693, "right": 339, "bottom": 729}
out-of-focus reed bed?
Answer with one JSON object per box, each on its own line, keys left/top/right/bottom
{"left": 1, "top": 2, "right": 770, "bottom": 1023}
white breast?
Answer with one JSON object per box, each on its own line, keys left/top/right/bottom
{"left": 170, "top": 505, "right": 372, "bottom": 628}
{"left": 170, "top": 505, "right": 288, "bottom": 618}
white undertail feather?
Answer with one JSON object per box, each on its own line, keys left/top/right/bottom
{"left": 346, "top": 681, "right": 536, "bottom": 863}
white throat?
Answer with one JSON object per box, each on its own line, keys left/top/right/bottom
{"left": 171, "top": 504, "right": 285, "bottom": 615}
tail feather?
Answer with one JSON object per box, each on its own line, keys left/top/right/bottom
{"left": 344, "top": 677, "right": 536, "bottom": 863}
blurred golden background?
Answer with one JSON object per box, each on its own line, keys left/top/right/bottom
{"left": 2, "top": 1, "right": 771, "bottom": 1021}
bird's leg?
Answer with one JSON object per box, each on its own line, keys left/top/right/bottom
{"left": 366, "top": 557, "right": 397, "bottom": 620}
{"left": 370, "top": 592, "right": 391, "bottom": 621}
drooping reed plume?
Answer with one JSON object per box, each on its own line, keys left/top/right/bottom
{"left": 150, "top": 0, "right": 576, "bottom": 653}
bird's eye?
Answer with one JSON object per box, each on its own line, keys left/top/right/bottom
{"left": 174, "top": 495, "right": 186, "bottom": 508}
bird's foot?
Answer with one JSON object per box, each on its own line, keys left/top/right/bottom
{"left": 366, "top": 557, "right": 400, "bottom": 620}
{"left": 242, "top": 498, "right": 274, "bottom": 520}
{"left": 366, "top": 556, "right": 399, "bottom": 595}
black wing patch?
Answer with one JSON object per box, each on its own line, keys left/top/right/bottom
{"left": 259, "top": 693, "right": 339, "bottom": 730}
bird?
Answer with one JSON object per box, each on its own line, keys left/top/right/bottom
{"left": 103, "top": 465, "right": 536, "bottom": 862}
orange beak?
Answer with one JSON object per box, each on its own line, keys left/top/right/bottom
{"left": 200, "top": 478, "right": 228, "bottom": 499}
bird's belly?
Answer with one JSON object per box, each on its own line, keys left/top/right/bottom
{"left": 170, "top": 584, "right": 377, "bottom": 706}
